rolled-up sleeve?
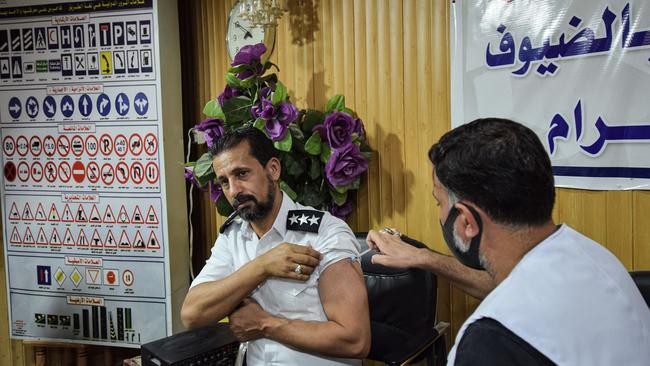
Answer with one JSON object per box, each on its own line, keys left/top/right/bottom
{"left": 315, "top": 217, "right": 360, "bottom": 273}
{"left": 189, "top": 235, "right": 233, "bottom": 289}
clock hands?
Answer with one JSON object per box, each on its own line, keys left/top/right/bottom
{"left": 235, "top": 21, "right": 254, "bottom": 40}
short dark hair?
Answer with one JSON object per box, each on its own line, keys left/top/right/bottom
{"left": 428, "top": 118, "right": 555, "bottom": 226}
{"left": 210, "top": 127, "right": 279, "bottom": 167}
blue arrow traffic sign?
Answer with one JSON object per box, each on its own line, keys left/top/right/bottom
{"left": 115, "top": 92, "right": 129, "bottom": 116}
{"left": 8, "top": 97, "right": 21, "bottom": 119}
{"left": 96, "top": 93, "right": 111, "bottom": 116}
{"left": 43, "top": 96, "right": 56, "bottom": 118}
{"left": 78, "top": 94, "right": 92, "bottom": 117}
{"left": 60, "top": 95, "right": 74, "bottom": 118}
{"left": 133, "top": 92, "right": 148, "bottom": 116}
{"left": 26, "top": 96, "right": 39, "bottom": 118}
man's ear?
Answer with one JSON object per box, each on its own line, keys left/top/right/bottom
{"left": 455, "top": 203, "right": 481, "bottom": 239}
{"left": 266, "top": 157, "right": 281, "bottom": 180}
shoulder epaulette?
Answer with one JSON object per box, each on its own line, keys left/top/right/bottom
{"left": 286, "top": 210, "right": 324, "bottom": 233}
{"left": 219, "top": 211, "right": 240, "bottom": 234}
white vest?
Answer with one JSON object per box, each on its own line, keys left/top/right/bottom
{"left": 447, "top": 225, "right": 650, "bottom": 366}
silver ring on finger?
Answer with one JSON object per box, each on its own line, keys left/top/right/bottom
{"left": 294, "top": 264, "right": 302, "bottom": 274}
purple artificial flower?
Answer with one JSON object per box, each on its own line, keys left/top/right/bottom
{"left": 231, "top": 43, "right": 266, "bottom": 79}
{"left": 184, "top": 166, "right": 206, "bottom": 191}
{"left": 329, "top": 199, "right": 353, "bottom": 220}
{"left": 209, "top": 180, "right": 223, "bottom": 202}
{"left": 314, "top": 111, "right": 355, "bottom": 151}
{"left": 352, "top": 117, "right": 366, "bottom": 141}
{"left": 217, "top": 85, "right": 241, "bottom": 107}
{"left": 325, "top": 143, "right": 369, "bottom": 188}
{"left": 251, "top": 98, "right": 298, "bottom": 141}
{"left": 194, "top": 118, "right": 225, "bottom": 149}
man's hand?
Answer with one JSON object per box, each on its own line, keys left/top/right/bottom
{"left": 256, "top": 243, "right": 321, "bottom": 281}
{"left": 229, "top": 298, "right": 277, "bottom": 342}
{"left": 366, "top": 229, "right": 422, "bottom": 269}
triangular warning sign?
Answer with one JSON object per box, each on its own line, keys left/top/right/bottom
{"left": 35, "top": 203, "right": 47, "bottom": 221}
{"left": 104, "top": 229, "right": 117, "bottom": 247}
{"left": 132, "top": 230, "right": 145, "bottom": 248}
{"left": 87, "top": 268, "right": 100, "bottom": 284}
{"left": 48, "top": 203, "right": 60, "bottom": 222}
{"left": 131, "top": 206, "right": 144, "bottom": 224}
{"left": 61, "top": 204, "right": 74, "bottom": 222}
{"left": 36, "top": 227, "right": 48, "bottom": 245}
{"left": 75, "top": 205, "right": 88, "bottom": 222}
{"left": 49, "top": 228, "right": 62, "bottom": 245}
{"left": 145, "top": 205, "right": 159, "bottom": 224}
{"left": 147, "top": 231, "right": 160, "bottom": 249}
{"left": 10, "top": 226, "right": 21, "bottom": 244}
{"left": 63, "top": 228, "right": 75, "bottom": 246}
{"left": 103, "top": 205, "right": 115, "bottom": 223}
{"left": 118, "top": 230, "right": 131, "bottom": 248}
{"left": 89, "top": 205, "right": 102, "bottom": 223}
{"left": 90, "top": 229, "right": 102, "bottom": 247}
{"left": 117, "top": 205, "right": 129, "bottom": 224}
{"left": 9, "top": 202, "right": 20, "bottom": 220}
{"left": 22, "top": 203, "right": 34, "bottom": 220}
{"left": 76, "top": 229, "right": 89, "bottom": 246}
{"left": 23, "top": 227, "right": 35, "bottom": 244}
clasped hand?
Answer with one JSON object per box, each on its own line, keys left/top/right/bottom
{"left": 256, "top": 242, "right": 321, "bottom": 281}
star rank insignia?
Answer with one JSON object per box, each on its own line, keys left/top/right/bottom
{"left": 286, "top": 210, "right": 324, "bottom": 233}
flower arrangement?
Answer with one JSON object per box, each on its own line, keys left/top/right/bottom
{"left": 185, "top": 43, "right": 371, "bottom": 220}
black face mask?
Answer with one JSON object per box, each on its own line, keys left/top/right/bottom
{"left": 440, "top": 203, "right": 484, "bottom": 270}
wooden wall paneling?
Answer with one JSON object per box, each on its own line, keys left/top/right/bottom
{"left": 634, "top": 191, "right": 650, "bottom": 269}
{"left": 606, "top": 191, "right": 633, "bottom": 269}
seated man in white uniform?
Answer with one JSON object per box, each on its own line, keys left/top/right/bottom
{"left": 181, "top": 127, "right": 370, "bottom": 365}
{"left": 366, "top": 118, "right": 650, "bottom": 365}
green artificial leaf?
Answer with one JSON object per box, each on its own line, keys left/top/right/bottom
{"left": 302, "top": 183, "right": 324, "bottom": 207}
{"left": 272, "top": 81, "right": 288, "bottom": 105}
{"left": 193, "top": 152, "right": 215, "bottom": 187}
{"left": 239, "top": 76, "right": 255, "bottom": 89}
{"left": 203, "top": 99, "right": 225, "bottom": 119}
{"left": 309, "top": 157, "right": 322, "bottom": 180}
{"left": 304, "top": 132, "right": 322, "bottom": 155}
{"left": 273, "top": 132, "right": 292, "bottom": 152}
{"left": 216, "top": 194, "right": 234, "bottom": 217}
{"left": 329, "top": 187, "right": 348, "bottom": 206}
{"left": 301, "top": 109, "right": 325, "bottom": 134}
{"left": 333, "top": 178, "right": 361, "bottom": 194}
{"left": 343, "top": 107, "right": 354, "bottom": 116}
{"left": 282, "top": 152, "right": 305, "bottom": 177}
{"left": 222, "top": 96, "right": 253, "bottom": 124}
{"left": 280, "top": 180, "right": 298, "bottom": 201}
{"left": 228, "top": 64, "right": 249, "bottom": 74}
{"left": 326, "top": 94, "right": 345, "bottom": 112}
{"left": 320, "top": 143, "right": 332, "bottom": 163}
{"left": 362, "top": 151, "right": 372, "bottom": 160}
{"left": 253, "top": 117, "right": 266, "bottom": 130}
{"left": 225, "top": 72, "right": 242, "bottom": 88}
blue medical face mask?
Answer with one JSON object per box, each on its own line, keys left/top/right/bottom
{"left": 440, "top": 202, "right": 484, "bottom": 270}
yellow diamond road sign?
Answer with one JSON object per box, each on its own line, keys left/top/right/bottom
{"left": 70, "top": 268, "right": 82, "bottom": 287}
{"left": 54, "top": 267, "right": 66, "bottom": 286}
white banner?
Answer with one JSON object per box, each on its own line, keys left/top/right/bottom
{"left": 451, "top": 0, "right": 650, "bottom": 190}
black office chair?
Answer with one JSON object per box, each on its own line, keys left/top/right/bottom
{"left": 356, "top": 232, "right": 449, "bottom": 366}
{"left": 630, "top": 270, "right": 650, "bottom": 307}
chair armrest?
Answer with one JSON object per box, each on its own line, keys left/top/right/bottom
{"left": 398, "top": 322, "right": 450, "bottom": 366}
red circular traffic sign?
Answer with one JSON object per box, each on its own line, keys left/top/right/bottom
{"left": 85, "top": 135, "right": 98, "bottom": 157}
{"left": 115, "top": 162, "right": 129, "bottom": 184}
{"left": 144, "top": 133, "right": 158, "bottom": 156}
{"left": 43, "top": 135, "right": 56, "bottom": 157}
{"left": 99, "top": 134, "right": 113, "bottom": 156}
{"left": 29, "top": 136, "right": 42, "bottom": 156}
{"left": 129, "top": 134, "right": 143, "bottom": 156}
{"left": 57, "top": 135, "right": 70, "bottom": 157}
{"left": 145, "top": 162, "right": 159, "bottom": 184}
{"left": 71, "top": 135, "right": 84, "bottom": 157}
{"left": 58, "top": 161, "right": 71, "bottom": 183}
{"left": 16, "top": 136, "right": 28, "bottom": 157}
{"left": 44, "top": 161, "right": 57, "bottom": 182}
{"left": 17, "top": 161, "right": 30, "bottom": 182}
{"left": 31, "top": 162, "right": 43, "bottom": 182}
{"left": 86, "top": 161, "right": 100, "bottom": 184}
{"left": 72, "top": 161, "right": 85, "bottom": 183}
{"left": 3, "top": 136, "right": 15, "bottom": 156}
{"left": 4, "top": 161, "right": 16, "bottom": 182}
{"left": 101, "top": 163, "right": 114, "bottom": 185}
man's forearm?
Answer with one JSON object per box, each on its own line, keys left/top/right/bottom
{"left": 260, "top": 316, "right": 369, "bottom": 359}
{"left": 416, "top": 248, "right": 495, "bottom": 299}
{"left": 181, "top": 261, "right": 266, "bottom": 328}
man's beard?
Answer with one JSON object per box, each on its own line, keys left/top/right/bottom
{"left": 231, "top": 174, "right": 276, "bottom": 222}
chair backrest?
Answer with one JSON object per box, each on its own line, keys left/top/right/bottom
{"left": 630, "top": 270, "right": 650, "bottom": 307}
{"left": 355, "top": 232, "right": 438, "bottom": 364}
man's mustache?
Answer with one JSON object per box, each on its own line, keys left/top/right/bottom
{"left": 232, "top": 194, "right": 257, "bottom": 209}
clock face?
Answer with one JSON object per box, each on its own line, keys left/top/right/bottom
{"left": 226, "top": 6, "right": 268, "bottom": 60}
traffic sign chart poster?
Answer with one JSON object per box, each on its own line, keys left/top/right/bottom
{"left": 0, "top": 0, "right": 171, "bottom": 348}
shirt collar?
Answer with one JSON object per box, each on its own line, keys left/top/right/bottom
{"left": 239, "top": 192, "right": 297, "bottom": 239}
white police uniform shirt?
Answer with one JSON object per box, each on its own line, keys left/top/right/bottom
{"left": 191, "top": 193, "right": 362, "bottom": 366}
{"left": 447, "top": 225, "right": 650, "bottom": 366}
